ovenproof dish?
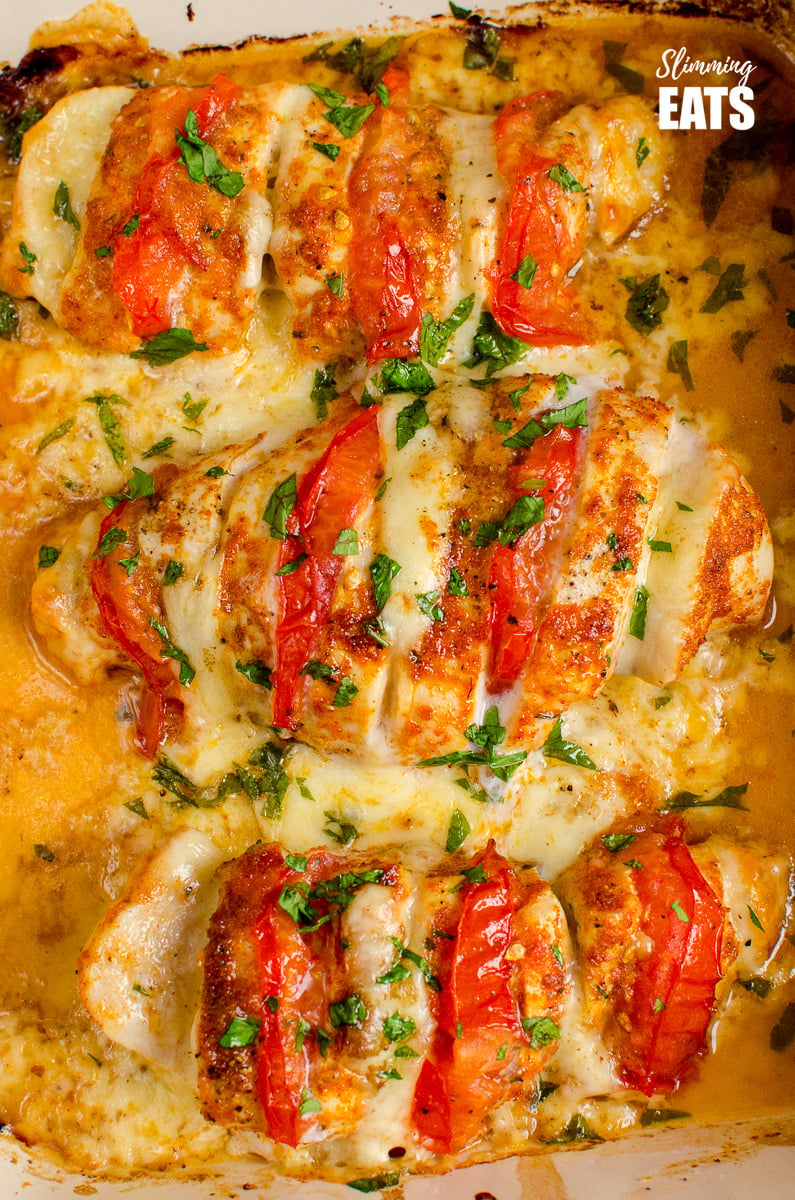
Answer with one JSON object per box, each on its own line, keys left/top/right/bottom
{"left": 0, "top": 1, "right": 794, "bottom": 1190}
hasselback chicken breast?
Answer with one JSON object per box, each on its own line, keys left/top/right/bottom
{"left": 30, "top": 374, "right": 772, "bottom": 765}
{"left": 0, "top": 72, "right": 664, "bottom": 358}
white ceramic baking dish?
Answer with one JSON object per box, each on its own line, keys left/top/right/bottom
{"left": 1, "top": 2, "right": 793, "bottom": 1196}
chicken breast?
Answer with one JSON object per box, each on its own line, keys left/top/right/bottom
{"left": 30, "top": 373, "right": 772, "bottom": 768}
{"left": 0, "top": 73, "right": 664, "bottom": 358}
{"left": 557, "top": 818, "right": 790, "bottom": 1096}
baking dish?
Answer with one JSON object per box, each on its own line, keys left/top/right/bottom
{"left": 1, "top": 0, "right": 794, "bottom": 1195}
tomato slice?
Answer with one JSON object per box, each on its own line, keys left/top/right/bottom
{"left": 252, "top": 847, "right": 339, "bottom": 1146}
{"left": 112, "top": 74, "right": 242, "bottom": 338}
{"left": 492, "top": 92, "right": 587, "bottom": 345}
{"left": 347, "top": 73, "right": 425, "bottom": 362}
{"left": 611, "top": 818, "right": 725, "bottom": 1095}
{"left": 272, "top": 405, "right": 382, "bottom": 729}
{"left": 488, "top": 423, "right": 584, "bottom": 690}
{"left": 90, "top": 500, "right": 181, "bottom": 756}
{"left": 412, "top": 844, "right": 526, "bottom": 1153}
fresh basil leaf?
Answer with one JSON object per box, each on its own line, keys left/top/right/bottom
{"left": 542, "top": 717, "right": 598, "bottom": 770}
{"left": 181, "top": 392, "right": 208, "bottom": 423}
{"left": 300, "top": 660, "right": 335, "bottom": 680}
{"left": 380, "top": 358, "right": 436, "bottom": 397}
{"left": 667, "top": 339, "right": 694, "bottom": 391}
{"left": 510, "top": 253, "right": 538, "bottom": 289}
{"left": 449, "top": 0, "right": 471, "bottom": 15}
{"left": 312, "top": 141, "right": 340, "bottom": 160}
{"left": 625, "top": 274, "right": 669, "bottom": 335}
{"left": 235, "top": 659, "right": 273, "bottom": 689}
{"left": 122, "top": 214, "right": 140, "bottom": 237}
{"left": 299, "top": 1089, "right": 322, "bottom": 1116}
{"left": 329, "top": 994, "right": 367, "bottom": 1028}
{"left": 130, "top": 328, "right": 208, "bottom": 366}
{"left": 396, "top": 397, "right": 430, "bottom": 450}
{"left": 701, "top": 263, "right": 745, "bottom": 314}
{"left": 466, "top": 706, "right": 506, "bottom": 753}
{"left": 0, "top": 291, "right": 20, "bottom": 340}
{"left": 2, "top": 105, "right": 42, "bottom": 161}
{"left": 311, "top": 362, "right": 338, "bottom": 419}
{"left": 521, "top": 1016, "right": 561, "bottom": 1049}
{"left": 629, "top": 585, "right": 650, "bottom": 640}
{"left": 118, "top": 551, "right": 139, "bottom": 576}
{"left": 53, "top": 181, "right": 80, "bottom": 230}
{"left": 548, "top": 163, "right": 585, "bottom": 192}
{"left": 383, "top": 1013, "right": 416, "bottom": 1042}
{"left": 36, "top": 416, "right": 75, "bottom": 455}
{"left": 447, "top": 568, "right": 468, "bottom": 596}
{"left": 362, "top": 615, "right": 390, "bottom": 647}
{"left": 417, "top": 590, "right": 445, "bottom": 622}
{"left": 263, "top": 473, "right": 297, "bottom": 539}
{"left": 636, "top": 136, "right": 650, "bottom": 168}
{"left": 141, "top": 435, "right": 175, "bottom": 459}
{"left": 325, "top": 273, "right": 344, "bottom": 298}
{"left": 347, "top": 1174, "right": 401, "bottom": 1194}
{"left": 603, "top": 40, "right": 644, "bottom": 94}
{"left": 640, "top": 1108, "right": 690, "bottom": 1127}
{"left": 18, "top": 241, "right": 36, "bottom": 275}
{"left": 602, "top": 833, "right": 636, "bottom": 852}
{"left": 149, "top": 617, "right": 195, "bottom": 686}
{"left": 176, "top": 108, "right": 244, "bottom": 197}
{"left": 333, "top": 528, "right": 359, "bottom": 555}
{"left": 324, "top": 101, "right": 375, "bottom": 139}
{"left": 37, "top": 545, "right": 60, "bottom": 569}
{"left": 496, "top": 493, "right": 545, "bottom": 546}
{"left": 419, "top": 294, "right": 475, "bottom": 365}
{"left": 276, "top": 552, "right": 308, "bottom": 575}
{"left": 124, "top": 797, "right": 149, "bottom": 819}
{"left": 332, "top": 675, "right": 358, "bottom": 707}
{"left": 544, "top": 1112, "right": 604, "bottom": 1144}
{"left": 648, "top": 538, "right": 672, "bottom": 553}
{"left": 162, "top": 559, "right": 184, "bottom": 586}
{"left": 93, "top": 525, "right": 127, "bottom": 559}
{"left": 445, "top": 808, "right": 470, "bottom": 853}
{"left": 323, "top": 810, "right": 359, "bottom": 846}
{"left": 370, "top": 554, "right": 401, "bottom": 611}
{"left": 219, "top": 1014, "right": 261, "bottom": 1048}
{"left": 463, "top": 23, "right": 501, "bottom": 71}
{"left": 465, "top": 310, "right": 525, "bottom": 376}
{"left": 204, "top": 465, "right": 230, "bottom": 479}
{"left": 664, "top": 782, "right": 749, "bottom": 811}
{"left": 737, "top": 976, "right": 774, "bottom": 998}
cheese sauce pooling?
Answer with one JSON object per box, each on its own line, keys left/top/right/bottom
{"left": 0, "top": 2, "right": 793, "bottom": 1182}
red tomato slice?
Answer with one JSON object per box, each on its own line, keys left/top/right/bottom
{"left": 347, "top": 78, "right": 424, "bottom": 363}
{"left": 488, "top": 423, "right": 584, "bottom": 690}
{"left": 112, "top": 74, "right": 242, "bottom": 338}
{"left": 412, "top": 844, "right": 526, "bottom": 1154}
{"left": 492, "top": 92, "right": 587, "bottom": 345}
{"left": 252, "top": 846, "right": 363, "bottom": 1146}
{"left": 612, "top": 818, "right": 724, "bottom": 1095}
{"left": 272, "top": 405, "right": 382, "bottom": 729}
{"left": 90, "top": 500, "right": 181, "bottom": 756}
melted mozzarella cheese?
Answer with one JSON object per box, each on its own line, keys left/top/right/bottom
{"left": 0, "top": 87, "right": 133, "bottom": 313}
